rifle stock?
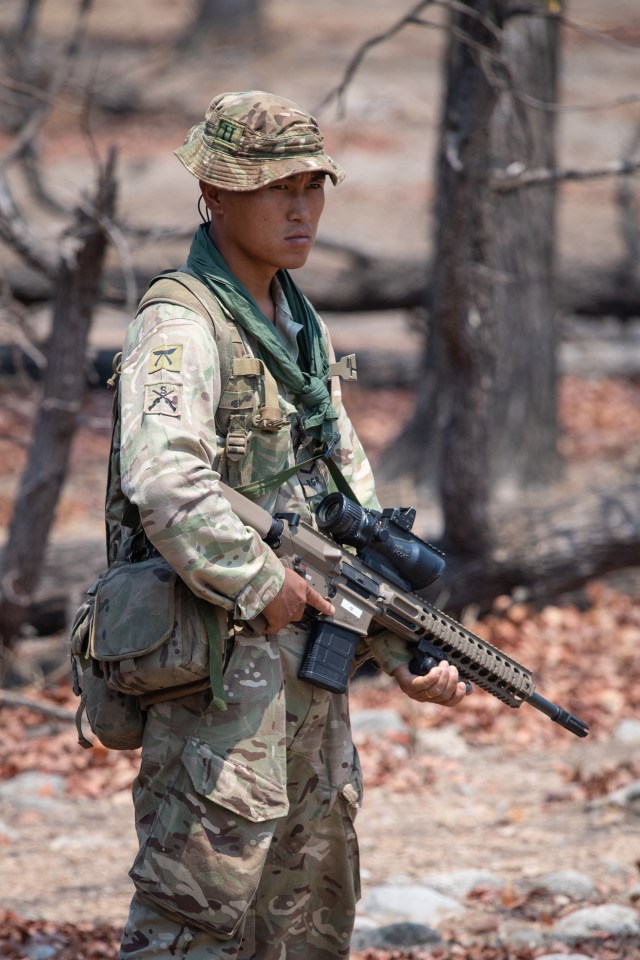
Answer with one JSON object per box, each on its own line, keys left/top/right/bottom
{"left": 221, "top": 483, "right": 589, "bottom": 739}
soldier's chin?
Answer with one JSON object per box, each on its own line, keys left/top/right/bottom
{"left": 281, "top": 243, "right": 313, "bottom": 269}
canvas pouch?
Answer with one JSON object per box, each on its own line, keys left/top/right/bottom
{"left": 70, "top": 557, "right": 229, "bottom": 750}
{"left": 70, "top": 584, "right": 146, "bottom": 751}
{"left": 88, "top": 556, "right": 224, "bottom": 696}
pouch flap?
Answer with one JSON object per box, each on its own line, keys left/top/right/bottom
{"left": 69, "top": 599, "right": 95, "bottom": 657}
{"left": 90, "top": 557, "right": 177, "bottom": 662}
{"left": 182, "top": 738, "right": 289, "bottom": 823}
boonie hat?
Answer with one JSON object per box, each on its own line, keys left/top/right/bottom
{"left": 174, "top": 90, "right": 345, "bottom": 191}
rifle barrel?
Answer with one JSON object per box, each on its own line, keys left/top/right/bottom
{"left": 527, "top": 692, "right": 589, "bottom": 738}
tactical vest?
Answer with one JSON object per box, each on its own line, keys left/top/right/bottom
{"left": 105, "top": 270, "right": 354, "bottom": 565}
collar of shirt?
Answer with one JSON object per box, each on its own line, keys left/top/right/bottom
{"left": 272, "top": 279, "right": 303, "bottom": 362}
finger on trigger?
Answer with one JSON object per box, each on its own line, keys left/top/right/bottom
{"left": 307, "top": 588, "right": 334, "bottom": 616}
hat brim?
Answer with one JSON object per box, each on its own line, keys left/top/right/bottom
{"left": 174, "top": 126, "right": 345, "bottom": 191}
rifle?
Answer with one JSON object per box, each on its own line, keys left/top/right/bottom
{"left": 221, "top": 483, "right": 589, "bottom": 739}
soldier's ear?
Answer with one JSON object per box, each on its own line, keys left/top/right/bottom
{"left": 199, "top": 181, "right": 224, "bottom": 217}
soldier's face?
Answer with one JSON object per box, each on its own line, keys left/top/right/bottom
{"left": 203, "top": 172, "right": 326, "bottom": 277}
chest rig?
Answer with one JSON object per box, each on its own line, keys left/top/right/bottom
{"left": 136, "top": 270, "right": 296, "bottom": 491}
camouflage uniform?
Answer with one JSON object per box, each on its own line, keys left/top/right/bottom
{"left": 117, "top": 92, "right": 411, "bottom": 960}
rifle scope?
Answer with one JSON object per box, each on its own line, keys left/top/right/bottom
{"left": 316, "top": 493, "right": 446, "bottom": 591}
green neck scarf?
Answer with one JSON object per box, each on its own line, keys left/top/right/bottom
{"left": 186, "top": 224, "right": 338, "bottom": 444}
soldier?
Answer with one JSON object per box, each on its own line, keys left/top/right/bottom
{"left": 117, "top": 90, "right": 467, "bottom": 960}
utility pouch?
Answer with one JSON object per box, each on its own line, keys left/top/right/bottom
{"left": 70, "top": 580, "right": 146, "bottom": 751}
{"left": 89, "top": 556, "right": 228, "bottom": 698}
{"left": 69, "top": 557, "right": 230, "bottom": 750}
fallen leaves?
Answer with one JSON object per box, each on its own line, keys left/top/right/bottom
{"left": 559, "top": 376, "right": 640, "bottom": 467}
{"left": 349, "top": 578, "right": 640, "bottom": 790}
{"left": 0, "top": 911, "right": 121, "bottom": 960}
{"left": 0, "top": 684, "right": 140, "bottom": 800}
{"left": 1, "top": 375, "right": 639, "bottom": 960}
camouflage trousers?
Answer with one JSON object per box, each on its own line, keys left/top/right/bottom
{"left": 118, "top": 623, "right": 362, "bottom": 960}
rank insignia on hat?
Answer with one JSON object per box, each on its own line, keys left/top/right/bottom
{"left": 144, "top": 383, "right": 182, "bottom": 418}
{"left": 213, "top": 117, "right": 242, "bottom": 147}
{"left": 148, "top": 344, "right": 183, "bottom": 373}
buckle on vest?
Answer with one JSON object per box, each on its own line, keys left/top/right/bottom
{"left": 254, "top": 406, "right": 289, "bottom": 432}
{"left": 329, "top": 353, "right": 357, "bottom": 381}
{"left": 226, "top": 430, "right": 248, "bottom": 461}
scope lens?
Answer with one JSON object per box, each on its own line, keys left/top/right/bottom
{"left": 316, "top": 493, "right": 365, "bottom": 541}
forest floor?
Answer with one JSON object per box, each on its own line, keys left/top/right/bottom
{"left": 1, "top": 377, "right": 640, "bottom": 960}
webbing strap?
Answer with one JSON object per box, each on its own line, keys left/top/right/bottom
{"left": 138, "top": 271, "right": 235, "bottom": 390}
{"left": 231, "top": 356, "right": 284, "bottom": 427}
{"left": 200, "top": 602, "right": 228, "bottom": 712}
{"left": 232, "top": 357, "right": 262, "bottom": 376}
{"left": 234, "top": 433, "right": 360, "bottom": 505}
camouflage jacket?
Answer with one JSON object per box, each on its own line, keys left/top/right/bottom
{"left": 118, "top": 271, "right": 410, "bottom": 674}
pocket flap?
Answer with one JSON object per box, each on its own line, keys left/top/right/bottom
{"left": 182, "top": 738, "right": 289, "bottom": 823}
{"left": 90, "top": 558, "right": 177, "bottom": 661}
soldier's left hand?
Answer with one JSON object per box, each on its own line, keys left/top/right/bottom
{"left": 392, "top": 660, "right": 468, "bottom": 707}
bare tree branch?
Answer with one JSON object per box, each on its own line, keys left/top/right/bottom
{"left": 508, "top": 5, "right": 640, "bottom": 52}
{"left": 0, "top": 689, "right": 75, "bottom": 722}
{"left": 317, "top": 0, "right": 640, "bottom": 122}
{"left": 315, "top": 1, "right": 435, "bottom": 116}
{"left": 0, "top": 173, "right": 60, "bottom": 277}
{"left": 81, "top": 207, "right": 139, "bottom": 310}
{"left": 0, "top": 0, "right": 93, "bottom": 171}
{"left": 491, "top": 156, "right": 640, "bottom": 193}
{"left": 0, "top": 74, "right": 80, "bottom": 111}
{"left": 507, "top": 89, "right": 640, "bottom": 114}
{"left": 316, "top": 0, "right": 508, "bottom": 116}
{"left": 616, "top": 119, "right": 640, "bottom": 283}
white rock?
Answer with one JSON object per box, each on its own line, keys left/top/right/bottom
{"left": 553, "top": 903, "right": 640, "bottom": 938}
{"left": 421, "top": 868, "right": 504, "bottom": 899}
{"left": 535, "top": 870, "right": 596, "bottom": 900}
{"left": 351, "top": 708, "right": 408, "bottom": 736}
{"left": 361, "top": 883, "right": 463, "bottom": 926}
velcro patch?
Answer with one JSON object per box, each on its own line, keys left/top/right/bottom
{"left": 212, "top": 117, "right": 242, "bottom": 149}
{"left": 148, "top": 344, "right": 183, "bottom": 373}
{"left": 144, "top": 383, "right": 182, "bottom": 418}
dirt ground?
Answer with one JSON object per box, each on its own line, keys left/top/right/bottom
{"left": 1, "top": 0, "right": 640, "bottom": 952}
{"left": 2, "top": 715, "right": 639, "bottom": 936}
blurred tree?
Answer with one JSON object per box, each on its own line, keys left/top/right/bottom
{"left": 180, "top": 0, "right": 264, "bottom": 50}
{"left": 324, "top": 1, "right": 640, "bottom": 605}
{"left": 0, "top": 153, "right": 116, "bottom": 672}
{"left": 15, "top": 0, "right": 42, "bottom": 46}
{"left": 381, "top": 2, "right": 561, "bottom": 551}
{"left": 0, "top": 0, "right": 114, "bottom": 675}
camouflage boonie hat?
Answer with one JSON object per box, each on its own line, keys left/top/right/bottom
{"left": 174, "top": 90, "right": 345, "bottom": 191}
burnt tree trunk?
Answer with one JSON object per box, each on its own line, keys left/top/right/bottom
{"left": 381, "top": 3, "right": 563, "bottom": 550}
{"left": 180, "top": 0, "right": 264, "bottom": 50}
{"left": 381, "top": 1, "right": 504, "bottom": 553}
{"left": 491, "top": 11, "right": 561, "bottom": 492}
{"left": 421, "top": 480, "right": 640, "bottom": 614}
{"left": 433, "top": 3, "right": 503, "bottom": 554}
{"left": 0, "top": 151, "right": 117, "bottom": 668}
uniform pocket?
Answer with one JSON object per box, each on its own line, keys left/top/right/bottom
{"left": 129, "top": 736, "right": 289, "bottom": 939}
{"left": 339, "top": 774, "right": 363, "bottom": 902}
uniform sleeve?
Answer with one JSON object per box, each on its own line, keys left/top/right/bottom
{"left": 119, "top": 304, "right": 285, "bottom": 621}
{"left": 364, "top": 630, "right": 412, "bottom": 674}
{"left": 321, "top": 319, "right": 381, "bottom": 512}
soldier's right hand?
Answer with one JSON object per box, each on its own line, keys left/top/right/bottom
{"left": 262, "top": 567, "right": 335, "bottom": 635}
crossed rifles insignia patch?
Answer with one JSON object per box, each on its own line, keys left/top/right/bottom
{"left": 143, "top": 344, "right": 184, "bottom": 418}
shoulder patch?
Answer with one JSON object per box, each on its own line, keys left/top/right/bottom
{"left": 148, "top": 344, "right": 184, "bottom": 373}
{"left": 144, "top": 383, "right": 183, "bottom": 418}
